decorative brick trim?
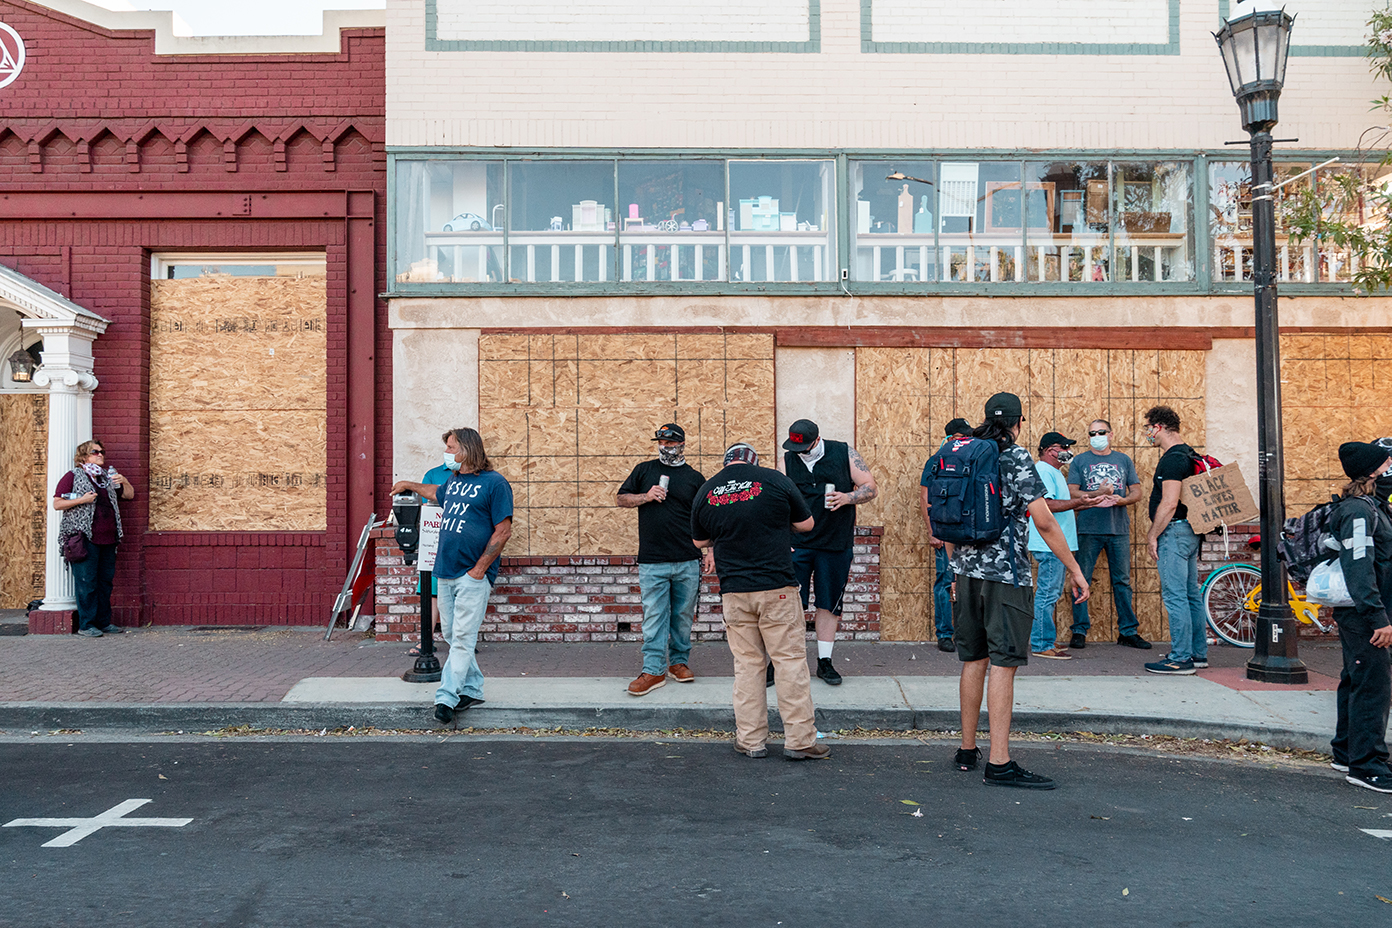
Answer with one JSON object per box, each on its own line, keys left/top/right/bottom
{"left": 367, "top": 525, "right": 882, "bottom": 643}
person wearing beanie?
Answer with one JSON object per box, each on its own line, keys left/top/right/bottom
{"left": 921, "top": 417, "right": 974, "bottom": 652}
{"left": 1330, "top": 440, "right": 1392, "bottom": 792}
{"left": 1141, "top": 405, "right": 1208, "bottom": 675}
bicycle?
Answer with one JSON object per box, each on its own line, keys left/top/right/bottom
{"left": 1201, "top": 560, "right": 1334, "bottom": 648}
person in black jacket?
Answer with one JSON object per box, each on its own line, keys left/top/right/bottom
{"left": 781, "top": 418, "right": 877, "bottom": 685}
{"left": 1331, "top": 441, "right": 1392, "bottom": 793}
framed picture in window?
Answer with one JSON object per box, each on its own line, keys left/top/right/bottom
{"left": 984, "top": 181, "right": 1055, "bottom": 232}
{"left": 1085, "top": 180, "right": 1108, "bottom": 224}
{"left": 1059, "top": 190, "right": 1083, "bottom": 231}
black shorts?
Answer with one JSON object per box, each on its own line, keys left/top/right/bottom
{"left": 791, "top": 546, "right": 854, "bottom": 615}
{"left": 953, "top": 574, "right": 1034, "bottom": 667}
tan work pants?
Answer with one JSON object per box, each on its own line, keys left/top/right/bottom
{"left": 722, "top": 587, "right": 817, "bottom": 753}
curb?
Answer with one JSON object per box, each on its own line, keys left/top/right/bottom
{"left": 0, "top": 703, "right": 1334, "bottom": 753}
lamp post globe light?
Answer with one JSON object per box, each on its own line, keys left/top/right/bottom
{"left": 1214, "top": 0, "right": 1307, "bottom": 684}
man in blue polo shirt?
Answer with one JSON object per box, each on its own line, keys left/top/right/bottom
{"left": 392, "top": 427, "right": 513, "bottom": 725}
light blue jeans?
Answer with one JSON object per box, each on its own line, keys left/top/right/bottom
{"left": 639, "top": 560, "right": 701, "bottom": 675}
{"left": 1030, "top": 551, "right": 1067, "bottom": 653}
{"left": 1156, "top": 520, "right": 1208, "bottom": 663}
{"left": 435, "top": 573, "right": 491, "bottom": 707}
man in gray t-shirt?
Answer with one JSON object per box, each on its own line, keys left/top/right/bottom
{"left": 1065, "top": 418, "right": 1150, "bottom": 650}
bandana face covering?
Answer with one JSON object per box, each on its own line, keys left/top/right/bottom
{"left": 658, "top": 443, "right": 686, "bottom": 467}
{"left": 82, "top": 462, "right": 105, "bottom": 478}
{"left": 798, "top": 439, "right": 825, "bottom": 469}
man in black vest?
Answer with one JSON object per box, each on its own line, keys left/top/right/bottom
{"left": 781, "top": 418, "right": 878, "bottom": 685}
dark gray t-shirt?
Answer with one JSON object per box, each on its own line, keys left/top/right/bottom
{"left": 1067, "top": 449, "right": 1140, "bottom": 536}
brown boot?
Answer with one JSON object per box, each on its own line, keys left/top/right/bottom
{"left": 668, "top": 663, "right": 695, "bottom": 682}
{"left": 627, "top": 672, "right": 667, "bottom": 696}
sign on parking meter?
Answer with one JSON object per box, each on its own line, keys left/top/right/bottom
{"left": 417, "top": 505, "right": 443, "bottom": 573}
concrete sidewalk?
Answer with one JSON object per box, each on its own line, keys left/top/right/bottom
{"left": 0, "top": 625, "right": 1361, "bottom": 752}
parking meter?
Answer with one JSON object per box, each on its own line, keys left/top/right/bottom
{"left": 393, "top": 492, "right": 422, "bottom": 565}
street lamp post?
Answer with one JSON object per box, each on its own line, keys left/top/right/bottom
{"left": 1214, "top": 0, "right": 1307, "bottom": 684}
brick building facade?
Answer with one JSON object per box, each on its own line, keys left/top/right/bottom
{"left": 0, "top": 0, "right": 388, "bottom": 628}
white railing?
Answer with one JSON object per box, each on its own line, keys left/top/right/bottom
{"left": 618, "top": 231, "right": 726, "bottom": 282}
{"left": 1209, "top": 238, "right": 1355, "bottom": 283}
{"left": 856, "top": 232, "right": 1191, "bottom": 283}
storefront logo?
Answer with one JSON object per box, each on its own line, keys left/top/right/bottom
{"left": 0, "top": 22, "right": 25, "bottom": 90}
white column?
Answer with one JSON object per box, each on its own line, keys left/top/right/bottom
{"left": 27, "top": 323, "right": 100, "bottom": 613}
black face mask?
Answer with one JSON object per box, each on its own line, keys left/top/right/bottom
{"left": 1375, "top": 474, "right": 1392, "bottom": 500}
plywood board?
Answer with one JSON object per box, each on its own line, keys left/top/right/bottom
{"left": 0, "top": 394, "right": 46, "bottom": 607}
{"left": 149, "top": 276, "right": 326, "bottom": 532}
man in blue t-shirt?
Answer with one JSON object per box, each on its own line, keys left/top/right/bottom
{"left": 413, "top": 431, "right": 459, "bottom": 654}
{"left": 392, "top": 427, "right": 514, "bottom": 725}
{"left": 1027, "top": 432, "right": 1099, "bottom": 660}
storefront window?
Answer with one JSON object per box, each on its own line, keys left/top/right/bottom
{"left": 1020, "top": 161, "right": 1110, "bottom": 282}
{"left": 1111, "top": 161, "right": 1193, "bottom": 282}
{"left": 939, "top": 161, "right": 1022, "bottom": 282}
{"left": 506, "top": 161, "right": 616, "bottom": 283}
{"left": 727, "top": 160, "right": 835, "bottom": 282}
{"left": 394, "top": 160, "right": 504, "bottom": 283}
{"left": 617, "top": 161, "right": 725, "bottom": 282}
{"left": 850, "top": 161, "right": 938, "bottom": 282}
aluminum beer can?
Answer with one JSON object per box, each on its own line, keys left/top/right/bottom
{"left": 658, "top": 475, "right": 670, "bottom": 490}
{"left": 825, "top": 483, "right": 836, "bottom": 507}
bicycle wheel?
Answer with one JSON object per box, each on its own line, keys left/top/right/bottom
{"left": 1202, "top": 564, "right": 1260, "bottom": 648}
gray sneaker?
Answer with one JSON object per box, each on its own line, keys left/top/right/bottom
{"left": 76, "top": 627, "right": 103, "bottom": 638}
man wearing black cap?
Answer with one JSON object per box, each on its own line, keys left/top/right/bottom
{"left": 691, "top": 442, "right": 825, "bottom": 760}
{"left": 617, "top": 423, "right": 711, "bottom": 696}
{"left": 1141, "top": 405, "right": 1208, "bottom": 675}
{"left": 1330, "top": 441, "right": 1392, "bottom": 792}
{"left": 1027, "top": 432, "right": 1100, "bottom": 659}
{"left": 943, "top": 392, "right": 1089, "bottom": 789}
{"left": 781, "top": 418, "right": 878, "bottom": 685}
{"left": 922, "top": 418, "right": 973, "bottom": 651}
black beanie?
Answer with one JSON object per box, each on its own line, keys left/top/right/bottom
{"left": 1339, "top": 441, "right": 1389, "bottom": 480}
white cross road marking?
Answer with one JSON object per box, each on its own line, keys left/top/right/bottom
{"left": 3, "top": 799, "right": 192, "bottom": 848}
{"left": 1360, "top": 828, "right": 1392, "bottom": 840}
{"left": 1344, "top": 518, "right": 1373, "bottom": 561}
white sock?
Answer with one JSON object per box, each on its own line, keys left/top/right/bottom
{"left": 818, "top": 640, "right": 834, "bottom": 660}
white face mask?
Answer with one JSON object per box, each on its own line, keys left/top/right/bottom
{"left": 798, "top": 440, "right": 825, "bottom": 468}
{"left": 443, "top": 452, "right": 462, "bottom": 472}
{"left": 1089, "top": 434, "right": 1109, "bottom": 452}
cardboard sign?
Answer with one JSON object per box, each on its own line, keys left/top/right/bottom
{"left": 417, "top": 505, "right": 444, "bottom": 573}
{"left": 1180, "top": 463, "right": 1259, "bottom": 534}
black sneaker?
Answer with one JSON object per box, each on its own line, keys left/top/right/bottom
{"left": 937, "top": 637, "right": 956, "bottom": 652}
{"left": 1145, "top": 659, "right": 1196, "bottom": 675}
{"left": 433, "top": 703, "right": 454, "bottom": 725}
{"left": 765, "top": 661, "right": 775, "bottom": 688}
{"left": 1069, "top": 633, "right": 1087, "bottom": 650}
{"left": 1331, "top": 760, "right": 1350, "bottom": 773}
{"left": 456, "top": 695, "right": 484, "bottom": 711}
{"left": 954, "top": 746, "right": 982, "bottom": 771}
{"left": 1346, "top": 771, "right": 1392, "bottom": 793}
{"left": 1190, "top": 655, "right": 1209, "bottom": 669}
{"left": 1117, "top": 633, "right": 1152, "bottom": 650}
{"left": 816, "top": 657, "right": 843, "bottom": 686}
{"left": 984, "top": 760, "right": 1056, "bottom": 790}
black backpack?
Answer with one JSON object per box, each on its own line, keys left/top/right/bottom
{"left": 922, "top": 437, "right": 1006, "bottom": 546}
{"left": 1277, "top": 496, "right": 1384, "bottom": 583}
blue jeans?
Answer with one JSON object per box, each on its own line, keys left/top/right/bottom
{"left": 638, "top": 560, "right": 701, "bottom": 675}
{"left": 1070, "top": 533, "right": 1140, "bottom": 638}
{"left": 70, "top": 542, "right": 118, "bottom": 631}
{"left": 1030, "top": 551, "right": 1066, "bottom": 653}
{"left": 435, "top": 573, "right": 491, "bottom": 707}
{"left": 932, "top": 547, "right": 954, "bottom": 639}
{"left": 1156, "top": 520, "right": 1207, "bottom": 663}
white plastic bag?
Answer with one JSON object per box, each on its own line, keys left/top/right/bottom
{"left": 1305, "top": 557, "right": 1353, "bottom": 607}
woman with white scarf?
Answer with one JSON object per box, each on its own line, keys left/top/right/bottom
{"left": 53, "top": 439, "right": 135, "bottom": 637}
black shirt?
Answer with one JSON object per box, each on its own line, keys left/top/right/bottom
{"left": 617, "top": 460, "right": 706, "bottom": 564}
{"left": 784, "top": 439, "right": 856, "bottom": 552}
{"left": 690, "top": 463, "right": 814, "bottom": 594}
{"left": 1149, "top": 443, "right": 1194, "bottom": 522}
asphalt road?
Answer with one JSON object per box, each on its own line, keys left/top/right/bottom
{"left": 1, "top": 737, "right": 1389, "bottom": 927}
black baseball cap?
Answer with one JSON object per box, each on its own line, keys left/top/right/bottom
{"left": 945, "top": 418, "right": 971, "bottom": 437}
{"left": 1038, "top": 431, "right": 1076, "bottom": 452}
{"left": 984, "top": 392, "right": 1023, "bottom": 419}
{"left": 782, "top": 419, "right": 820, "bottom": 452}
{"left": 652, "top": 423, "right": 685, "bottom": 442}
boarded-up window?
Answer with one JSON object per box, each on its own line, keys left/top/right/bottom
{"left": 149, "top": 265, "right": 327, "bottom": 531}
{"left": 0, "top": 393, "right": 47, "bottom": 607}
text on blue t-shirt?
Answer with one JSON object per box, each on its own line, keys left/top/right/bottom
{"left": 433, "top": 469, "right": 514, "bottom": 583}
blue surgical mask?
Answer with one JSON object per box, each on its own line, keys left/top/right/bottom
{"left": 1089, "top": 435, "right": 1109, "bottom": 452}
{"left": 443, "top": 452, "right": 462, "bottom": 472}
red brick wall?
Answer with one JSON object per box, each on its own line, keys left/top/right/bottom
{"left": 1, "top": 1, "right": 387, "bottom": 628}
{"left": 370, "top": 526, "right": 883, "bottom": 643}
